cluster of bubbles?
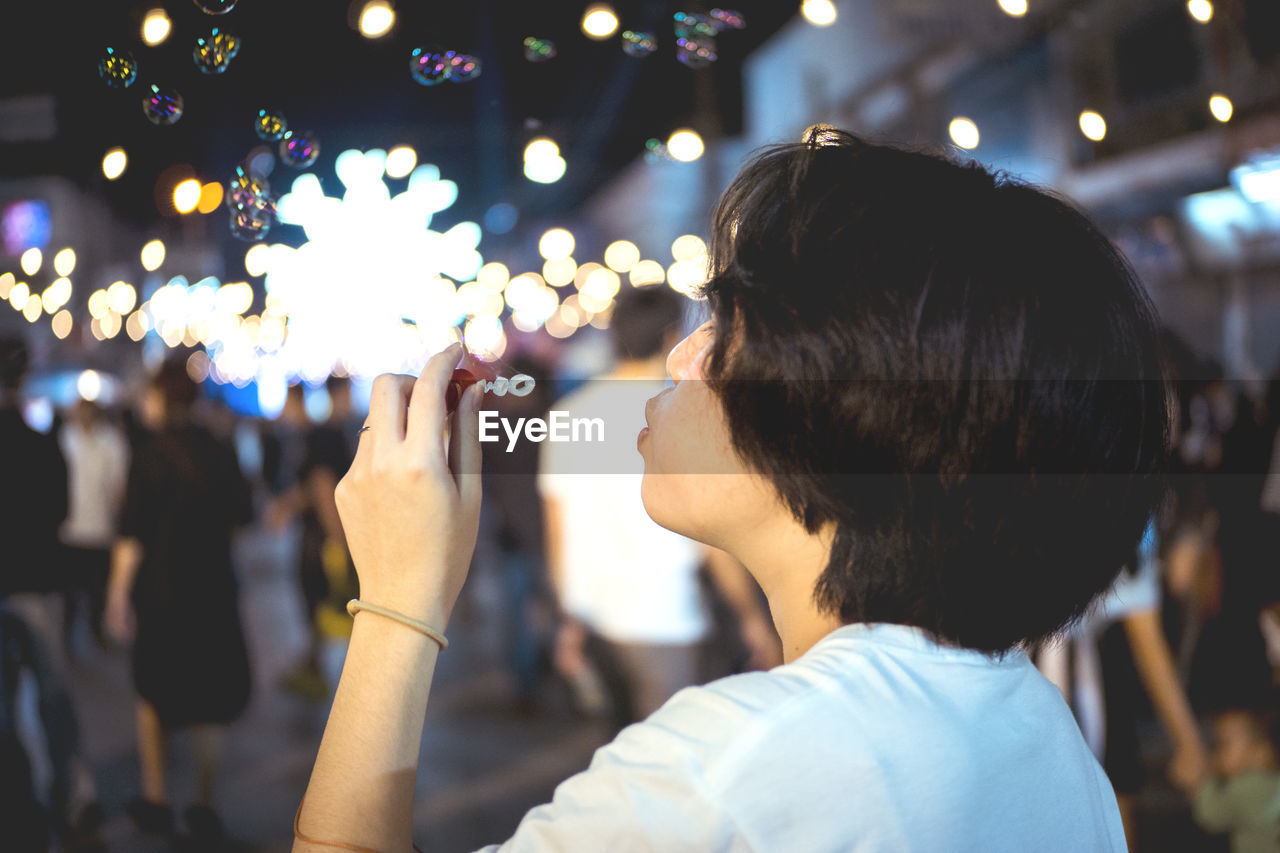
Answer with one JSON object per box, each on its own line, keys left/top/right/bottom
{"left": 523, "top": 37, "right": 557, "bottom": 63}
{"left": 193, "top": 27, "right": 241, "bottom": 74}
{"left": 143, "top": 84, "right": 185, "bottom": 125}
{"left": 409, "top": 48, "right": 483, "bottom": 86}
{"left": 673, "top": 8, "right": 745, "bottom": 68}
{"left": 621, "top": 30, "right": 658, "bottom": 57}
{"left": 226, "top": 164, "right": 275, "bottom": 241}
{"left": 193, "top": 0, "right": 237, "bottom": 13}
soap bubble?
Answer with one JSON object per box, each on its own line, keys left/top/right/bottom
{"left": 523, "top": 37, "right": 556, "bottom": 62}
{"left": 673, "top": 11, "right": 718, "bottom": 39}
{"left": 193, "top": 0, "right": 237, "bottom": 14}
{"left": 229, "top": 202, "right": 273, "bottom": 241}
{"left": 709, "top": 8, "right": 746, "bottom": 30}
{"left": 446, "top": 52, "right": 482, "bottom": 82}
{"left": 227, "top": 164, "right": 269, "bottom": 209}
{"left": 142, "top": 85, "right": 184, "bottom": 125}
{"left": 193, "top": 28, "right": 240, "bottom": 74}
{"left": 99, "top": 47, "right": 138, "bottom": 88}
{"left": 621, "top": 30, "right": 657, "bottom": 57}
{"left": 410, "top": 48, "right": 450, "bottom": 85}
{"left": 676, "top": 37, "right": 717, "bottom": 68}
{"left": 279, "top": 131, "right": 320, "bottom": 169}
{"left": 254, "top": 109, "right": 287, "bottom": 141}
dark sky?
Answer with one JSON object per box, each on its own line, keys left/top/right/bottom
{"left": 0, "top": 1, "right": 796, "bottom": 243}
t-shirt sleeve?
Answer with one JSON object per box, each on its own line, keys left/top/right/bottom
{"left": 474, "top": 708, "right": 734, "bottom": 852}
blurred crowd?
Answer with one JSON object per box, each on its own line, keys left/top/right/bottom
{"left": 0, "top": 302, "right": 1278, "bottom": 851}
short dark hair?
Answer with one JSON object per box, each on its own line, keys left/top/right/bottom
{"left": 701, "top": 130, "right": 1169, "bottom": 653}
{"left": 152, "top": 356, "right": 200, "bottom": 412}
{"left": 611, "top": 283, "right": 686, "bottom": 361}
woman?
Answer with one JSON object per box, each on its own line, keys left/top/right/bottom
{"left": 107, "top": 358, "right": 253, "bottom": 840}
{"left": 296, "top": 130, "right": 1170, "bottom": 850}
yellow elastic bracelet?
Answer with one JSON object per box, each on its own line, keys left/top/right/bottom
{"left": 345, "top": 599, "right": 449, "bottom": 650}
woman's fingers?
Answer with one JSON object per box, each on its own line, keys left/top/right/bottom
{"left": 366, "top": 373, "right": 415, "bottom": 445}
{"left": 448, "top": 383, "right": 484, "bottom": 503}
{"left": 406, "top": 343, "right": 463, "bottom": 460}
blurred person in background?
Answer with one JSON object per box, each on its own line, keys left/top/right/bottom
{"left": 539, "top": 284, "right": 781, "bottom": 731}
{"left": 0, "top": 336, "right": 103, "bottom": 847}
{"left": 479, "top": 353, "right": 557, "bottom": 713}
{"left": 1037, "top": 518, "right": 1208, "bottom": 847}
{"left": 1189, "top": 703, "right": 1280, "bottom": 852}
{"left": 272, "top": 376, "right": 361, "bottom": 700}
{"left": 59, "top": 397, "right": 129, "bottom": 652}
{"left": 106, "top": 357, "right": 253, "bottom": 843}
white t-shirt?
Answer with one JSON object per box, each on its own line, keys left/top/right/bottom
{"left": 479, "top": 623, "right": 1126, "bottom": 852}
{"left": 59, "top": 420, "right": 130, "bottom": 548}
{"left": 538, "top": 377, "right": 706, "bottom": 645}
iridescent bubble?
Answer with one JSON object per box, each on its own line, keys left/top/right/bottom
{"left": 446, "top": 52, "right": 482, "bottom": 83}
{"left": 141, "top": 85, "right": 184, "bottom": 125}
{"left": 254, "top": 109, "right": 287, "bottom": 141}
{"left": 227, "top": 164, "right": 269, "bottom": 210}
{"left": 621, "top": 30, "right": 657, "bottom": 57}
{"left": 229, "top": 203, "right": 273, "bottom": 241}
{"left": 99, "top": 47, "right": 138, "bottom": 88}
{"left": 193, "top": 0, "right": 237, "bottom": 14}
{"left": 193, "top": 28, "right": 240, "bottom": 74}
{"left": 709, "top": 8, "right": 746, "bottom": 30}
{"left": 279, "top": 131, "right": 320, "bottom": 169}
{"left": 523, "top": 37, "right": 556, "bottom": 62}
{"left": 410, "top": 48, "right": 450, "bottom": 85}
{"left": 675, "top": 37, "right": 717, "bottom": 68}
{"left": 673, "top": 11, "right": 718, "bottom": 39}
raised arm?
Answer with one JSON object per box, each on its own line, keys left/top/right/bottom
{"left": 294, "top": 344, "right": 483, "bottom": 851}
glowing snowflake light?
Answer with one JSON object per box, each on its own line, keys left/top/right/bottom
{"left": 261, "top": 149, "right": 484, "bottom": 382}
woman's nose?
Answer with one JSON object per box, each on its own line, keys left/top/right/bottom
{"left": 666, "top": 322, "right": 712, "bottom": 381}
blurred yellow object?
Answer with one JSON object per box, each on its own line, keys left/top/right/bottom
{"left": 316, "top": 539, "right": 357, "bottom": 639}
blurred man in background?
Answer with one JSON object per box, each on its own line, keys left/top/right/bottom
{"left": 539, "top": 286, "right": 780, "bottom": 730}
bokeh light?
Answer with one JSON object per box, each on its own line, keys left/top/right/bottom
{"left": 141, "top": 239, "right": 166, "bottom": 272}
{"left": 949, "top": 117, "right": 980, "bottom": 149}
{"left": 581, "top": 4, "right": 620, "bottom": 40}
{"left": 77, "top": 370, "right": 102, "bottom": 402}
{"left": 671, "top": 234, "right": 707, "bottom": 262}
{"left": 1187, "top": 0, "right": 1213, "bottom": 23}
{"left": 197, "top": 182, "right": 225, "bottom": 214}
{"left": 667, "top": 129, "right": 705, "bottom": 162}
{"left": 1209, "top": 94, "right": 1233, "bottom": 123}
{"left": 998, "top": 0, "right": 1028, "bottom": 16}
{"left": 174, "top": 179, "right": 203, "bottom": 214}
{"left": 20, "top": 248, "right": 41, "bottom": 276}
{"left": 801, "top": 0, "right": 838, "bottom": 27}
{"left": 245, "top": 244, "right": 271, "bottom": 277}
{"left": 359, "top": 1, "right": 396, "bottom": 38}
{"left": 53, "top": 248, "right": 76, "bottom": 276}
{"left": 102, "top": 148, "right": 128, "bottom": 180}
{"left": 51, "top": 309, "right": 73, "bottom": 340}
{"left": 108, "top": 280, "right": 138, "bottom": 314}
{"left": 539, "top": 228, "right": 576, "bottom": 261}
{"left": 629, "top": 259, "right": 665, "bottom": 286}
{"left": 142, "top": 8, "right": 172, "bottom": 46}
{"left": 386, "top": 146, "right": 417, "bottom": 179}
{"left": 605, "top": 240, "right": 641, "bottom": 273}
{"left": 1078, "top": 110, "right": 1107, "bottom": 141}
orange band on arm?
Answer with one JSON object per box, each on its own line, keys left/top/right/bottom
{"left": 294, "top": 797, "right": 424, "bottom": 853}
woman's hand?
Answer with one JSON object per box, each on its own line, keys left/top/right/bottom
{"left": 334, "top": 343, "right": 484, "bottom": 630}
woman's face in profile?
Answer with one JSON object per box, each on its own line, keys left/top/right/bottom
{"left": 638, "top": 321, "right": 775, "bottom": 548}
